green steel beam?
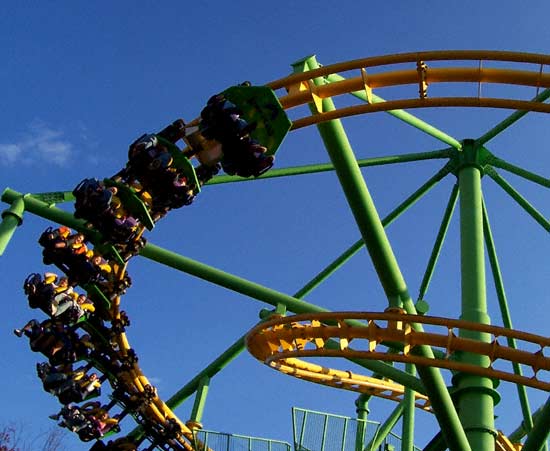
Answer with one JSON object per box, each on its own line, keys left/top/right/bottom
{"left": 476, "top": 88, "right": 550, "bottom": 146}
{"left": 455, "top": 160, "right": 496, "bottom": 451}
{"left": 298, "top": 55, "right": 470, "bottom": 451}
{"left": 206, "top": 149, "right": 453, "bottom": 185}
{"left": 189, "top": 376, "right": 210, "bottom": 424}
{"left": 482, "top": 201, "right": 533, "bottom": 434}
{"left": 355, "top": 394, "right": 370, "bottom": 451}
{"left": 297, "top": 162, "right": 453, "bottom": 301}
{"left": 521, "top": 396, "right": 550, "bottom": 451}
{"left": 417, "top": 184, "right": 459, "bottom": 301}
{"left": 422, "top": 432, "right": 446, "bottom": 451}
{"left": 1, "top": 188, "right": 100, "bottom": 238}
{"left": 0, "top": 196, "right": 24, "bottom": 256}
{"left": 489, "top": 155, "right": 550, "bottom": 188}
{"left": 485, "top": 166, "right": 550, "bottom": 231}
{"left": 1, "top": 187, "right": 427, "bottom": 401}
{"left": 402, "top": 364, "right": 416, "bottom": 451}
{"left": 325, "top": 73, "right": 462, "bottom": 150}
{"left": 366, "top": 403, "right": 405, "bottom": 451}
{"left": 509, "top": 404, "right": 547, "bottom": 442}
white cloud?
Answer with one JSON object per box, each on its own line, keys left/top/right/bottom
{"left": 0, "top": 143, "right": 22, "bottom": 164}
{"left": 0, "top": 121, "right": 74, "bottom": 167}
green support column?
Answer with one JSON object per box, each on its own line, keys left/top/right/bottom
{"left": 366, "top": 403, "right": 405, "bottom": 451}
{"left": 455, "top": 142, "right": 496, "bottom": 450}
{"left": 295, "top": 55, "right": 471, "bottom": 451}
{"left": 355, "top": 394, "right": 370, "bottom": 451}
{"left": 0, "top": 195, "right": 24, "bottom": 255}
{"left": 401, "top": 364, "right": 416, "bottom": 451}
{"left": 521, "top": 396, "right": 550, "bottom": 451}
{"left": 188, "top": 376, "right": 210, "bottom": 429}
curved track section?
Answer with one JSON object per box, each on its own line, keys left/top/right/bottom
{"left": 246, "top": 311, "right": 550, "bottom": 391}
{"left": 9, "top": 50, "right": 550, "bottom": 451}
{"left": 268, "top": 50, "right": 550, "bottom": 130}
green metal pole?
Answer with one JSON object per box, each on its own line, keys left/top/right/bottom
{"left": 325, "top": 73, "right": 462, "bottom": 150}
{"left": 521, "top": 396, "right": 550, "bottom": 451}
{"left": 189, "top": 376, "right": 210, "bottom": 425}
{"left": 297, "top": 55, "right": 470, "bottom": 451}
{"left": 1, "top": 188, "right": 97, "bottom": 236}
{"left": 489, "top": 155, "right": 550, "bottom": 188}
{"left": 422, "top": 432, "right": 446, "bottom": 451}
{"left": 0, "top": 195, "right": 24, "bottom": 255}
{"left": 482, "top": 201, "right": 534, "bottom": 436}
{"left": 509, "top": 403, "right": 547, "bottom": 442}
{"left": 417, "top": 184, "right": 459, "bottom": 302}
{"left": 476, "top": 88, "right": 550, "bottom": 146}
{"left": 206, "top": 149, "right": 452, "bottom": 185}
{"left": 455, "top": 156, "right": 496, "bottom": 451}
{"left": 366, "top": 403, "right": 405, "bottom": 451}
{"left": 485, "top": 166, "right": 550, "bottom": 231}
{"left": 296, "top": 56, "right": 409, "bottom": 308}
{"left": 401, "top": 364, "right": 416, "bottom": 451}
{"left": 355, "top": 394, "right": 370, "bottom": 451}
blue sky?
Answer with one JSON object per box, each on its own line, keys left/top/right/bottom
{"left": 2, "top": 2, "right": 550, "bottom": 450}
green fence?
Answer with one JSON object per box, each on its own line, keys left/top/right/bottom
{"left": 193, "top": 429, "right": 292, "bottom": 451}
{"left": 292, "top": 407, "right": 420, "bottom": 451}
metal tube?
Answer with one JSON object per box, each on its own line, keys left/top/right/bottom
{"left": 298, "top": 55, "right": 470, "bottom": 451}
{"left": 456, "top": 162, "right": 495, "bottom": 450}
{"left": 325, "top": 73, "right": 462, "bottom": 149}
{"left": 0, "top": 196, "right": 24, "bottom": 255}
{"left": 366, "top": 403, "right": 405, "bottom": 451}
{"left": 189, "top": 376, "right": 210, "bottom": 424}
{"left": 401, "top": 364, "right": 416, "bottom": 451}
{"left": 417, "top": 184, "right": 459, "bottom": 301}
{"left": 521, "top": 396, "right": 550, "bottom": 451}
{"left": 476, "top": 88, "right": 550, "bottom": 146}
{"left": 489, "top": 155, "right": 550, "bottom": 188}
{"left": 206, "top": 149, "right": 452, "bottom": 185}
{"left": 482, "top": 201, "right": 533, "bottom": 434}
{"left": 486, "top": 166, "right": 550, "bottom": 231}
{"left": 355, "top": 394, "right": 370, "bottom": 451}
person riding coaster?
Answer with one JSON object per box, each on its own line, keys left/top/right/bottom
{"left": 199, "top": 93, "right": 274, "bottom": 178}
{"left": 73, "top": 179, "right": 141, "bottom": 244}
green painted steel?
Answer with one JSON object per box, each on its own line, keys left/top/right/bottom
{"left": 486, "top": 166, "right": 550, "bottom": 231}
{"left": 509, "top": 403, "right": 547, "bottom": 442}
{"left": 355, "top": 394, "right": 370, "bottom": 451}
{"left": 489, "top": 155, "right": 550, "bottom": 188}
{"left": 417, "top": 184, "right": 459, "bottom": 302}
{"left": 456, "top": 150, "right": 496, "bottom": 451}
{"left": 482, "top": 201, "right": 534, "bottom": 436}
{"left": 521, "top": 397, "right": 550, "bottom": 451}
{"left": 298, "top": 55, "right": 470, "bottom": 451}
{"left": 0, "top": 195, "right": 24, "bottom": 256}
{"left": 296, "top": 162, "right": 453, "bottom": 303}
{"left": 1, "top": 188, "right": 100, "bottom": 239}
{"left": 205, "top": 148, "right": 453, "bottom": 185}
{"left": 189, "top": 376, "right": 210, "bottom": 424}
{"left": 296, "top": 56, "right": 410, "bottom": 307}
{"left": 402, "top": 364, "right": 416, "bottom": 451}
{"left": 422, "top": 432, "right": 446, "bottom": 451}
{"left": 325, "top": 73, "right": 463, "bottom": 150}
{"left": 366, "top": 403, "right": 405, "bottom": 451}
{"left": 475, "top": 87, "right": 550, "bottom": 146}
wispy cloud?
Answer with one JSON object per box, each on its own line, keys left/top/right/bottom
{"left": 0, "top": 120, "right": 74, "bottom": 167}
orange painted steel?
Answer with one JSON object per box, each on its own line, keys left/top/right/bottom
{"left": 107, "top": 264, "right": 197, "bottom": 450}
{"left": 246, "top": 312, "right": 550, "bottom": 393}
{"left": 264, "top": 50, "right": 550, "bottom": 129}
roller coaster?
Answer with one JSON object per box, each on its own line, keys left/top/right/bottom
{"left": 2, "top": 50, "right": 550, "bottom": 451}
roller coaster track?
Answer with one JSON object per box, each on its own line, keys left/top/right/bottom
{"left": 267, "top": 50, "right": 550, "bottom": 131}
{"left": 5, "top": 50, "right": 550, "bottom": 450}
{"left": 246, "top": 311, "right": 550, "bottom": 392}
